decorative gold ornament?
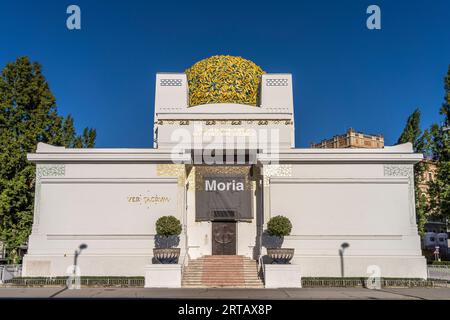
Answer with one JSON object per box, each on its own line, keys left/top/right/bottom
{"left": 156, "top": 164, "right": 186, "bottom": 186}
{"left": 263, "top": 164, "right": 293, "bottom": 186}
{"left": 194, "top": 165, "right": 253, "bottom": 191}
{"left": 185, "top": 55, "right": 265, "bottom": 107}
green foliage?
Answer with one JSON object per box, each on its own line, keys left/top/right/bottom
{"left": 0, "top": 56, "right": 96, "bottom": 263}
{"left": 267, "top": 215, "right": 292, "bottom": 237}
{"left": 416, "top": 193, "right": 428, "bottom": 238}
{"left": 397, "top": 109, "right": 423, "bottom": 150}
{"left": 431, "top": 260, "right": 450, "bottom": 265}
{"left": 427, "top": 66, "right": 450, "bottom": 220}
{"left": 397, "top": 108, "right": 429, "bottom": 236}
{"left": 155, "top": 216, "right": 182, "bottom": 237}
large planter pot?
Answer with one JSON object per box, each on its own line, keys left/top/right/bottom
{"left": 153, "top": 248, "right": 180, "bottom": 264}
{"left": 267, "top": 248, "right": 295, "bottom": 264}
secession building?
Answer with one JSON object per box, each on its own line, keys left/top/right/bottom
{"left": 22, "top": 56, "right": 427, "bottom": 281}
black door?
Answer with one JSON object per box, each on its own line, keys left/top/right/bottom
{"left": 212, "top": 222, "right": 236, "bottom": 255}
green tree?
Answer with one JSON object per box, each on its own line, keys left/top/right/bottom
{"left": 0, "top": 56, "right": 96, "bottom": 263}
{"left": 397, "top": 109, "right": 423, "bottom": 149}
{"left": 428, "top": 65, "right": 450, "bottom": 220}
{"left": 397, "top": 108, "right": 429, "bottom": 236}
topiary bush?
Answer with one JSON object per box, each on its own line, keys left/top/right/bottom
{"left": 156, "top": 216, "right": 182, "bottom": 237}
{"left": 267, "top": 215, "right": 292, "bottom": 237}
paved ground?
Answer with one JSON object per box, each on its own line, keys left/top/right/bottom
{"left": 0, "top": 287, "right": 449, "bottom": 299}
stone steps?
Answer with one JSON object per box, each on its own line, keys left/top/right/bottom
{"left": 182, "top": 255, "right": 264, "bottom": 288}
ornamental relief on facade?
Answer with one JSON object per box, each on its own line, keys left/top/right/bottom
{"left": 36, "top": 164, "right": 66, "bottom": 182}
{"left": 156, "top": 164, "right": 186, "bottom": 186}
{"left": 263, "top": 164, "right": 292, "bottom": 186}
{"left": 156, "top": 119, "right": 293, "bottom": 126}
{"left": 383, "top": 164, "right": 416, "bottom": 226}
{"left": 383, "top": 165, "right": 413, "bottom": 178}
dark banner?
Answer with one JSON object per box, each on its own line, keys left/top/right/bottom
{"left": 196, "top": 174, "right": 252, "bottom": 221}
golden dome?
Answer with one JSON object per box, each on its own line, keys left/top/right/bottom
{"left": 185, "top": 55, "right": 265, "bottom": 107}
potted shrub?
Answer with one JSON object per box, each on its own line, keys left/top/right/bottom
{"left": 153, "top": 216, "right": 182, "bottom": 264}
{"left": 265, "top": 215, "right": 294, "bottom": 264}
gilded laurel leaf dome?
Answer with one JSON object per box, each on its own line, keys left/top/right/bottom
{"left": 185, "top": 55, "right": 265, "bottom": 107}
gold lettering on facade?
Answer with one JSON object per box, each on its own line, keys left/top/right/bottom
{"left": 127, "top": 194, "right": 170, "bottom": 205}
{"left": 127, "top": 196, "right": 141, "bottom": 203}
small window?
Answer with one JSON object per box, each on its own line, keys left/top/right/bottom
{"left": 430, "top": 237, "right": 435, "bottom": 242}
{"left": 428, "top": 172, "right": 433, "bottom": 181}
{"left": 438, "top": 238, "right": 445, "bottom": 242}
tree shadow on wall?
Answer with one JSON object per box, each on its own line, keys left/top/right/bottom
{"left": 154, "top": 235, "right": 180, "bottom": 249}
{"left": 152, "top": 235, "right": 180, "bottom": 264}
{"left": 260, "top": 231, "right": 284, "bottom": 264}
{"left": 262, "top": 230, "right": 284, "bottom": 248}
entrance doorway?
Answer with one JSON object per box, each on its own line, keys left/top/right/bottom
{"left": 212, "top": 221, "right": 236, "bottom": 255}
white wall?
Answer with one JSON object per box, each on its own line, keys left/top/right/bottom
{"left": 23, "top": 163, "right": 184, "bottom": 277}
{"left": 40, "top": 180, "right": 178, "bottom": 235}
{"left": 266, "top": 163, "right": 426, "bottom": 278}
{"left": 270, "top": 179, "right": 410, "bottom": 236}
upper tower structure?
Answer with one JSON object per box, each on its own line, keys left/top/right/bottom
{"left": 153, "top": 55, "right": 295, "bottom": 152}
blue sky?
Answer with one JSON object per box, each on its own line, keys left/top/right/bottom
{"left": 1, "top": 0, "right": 449, "bottom": 148}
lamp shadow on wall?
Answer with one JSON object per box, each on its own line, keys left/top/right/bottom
{"left": 339, "top": 242, "right": 350, "bottom": 278}
{"left": 74, "top": 243, "right": 88, "bottom": 269}
{"left": 49, "top": 243, "right": 88, "bottom": 298}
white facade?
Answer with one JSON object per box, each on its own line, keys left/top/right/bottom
{"left": 23, "top": 71, "right": 427, "bottom": 279}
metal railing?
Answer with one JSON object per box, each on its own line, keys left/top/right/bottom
{"left": 3, "top": 277, "right": 144, "bottom": 287}
{"left": 2, "top": 275, "right": 445, "bottom": 288}
{"left": 301, "top": 278, "right": 437, "bottom": 288}
{"left": 427, "top": 265, "right": 450, "bottom": 281}
{"left": 257, "top": 255, "right": 265, "bottom": 281}
{"left": 180, "top": 252, "right": 189, "bottom": 277}
{"left": 0, "top": 264, "right": 22, "bottom": 283}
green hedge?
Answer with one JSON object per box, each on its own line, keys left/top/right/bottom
{"left": 431, "top": 261, "right": 450, "bottom": 265}
{"left": 4, "top": 276, "right": 144, "bottom": 287}
{"left": 3, "top": 276, "right": 445, "bottom": 288}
